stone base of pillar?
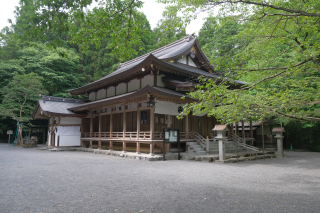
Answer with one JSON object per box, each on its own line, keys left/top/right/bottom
{"left": 108, "top": 149, "right": 113, "bottom": 152}
{"left": 276, "top": 153, "right": 286, "bottom": 158}
{"left": 122, "top": 151, "right": 127, "bottom": 153}
{"left": 136, "top": 152, "right": 141, "bottom": 155}
{"left": 149, "top": 153, "right": 155, "bottom": 156}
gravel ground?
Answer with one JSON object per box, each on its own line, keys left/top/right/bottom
{"left": 1, "top": 143, "right": 320, "bottom": 213}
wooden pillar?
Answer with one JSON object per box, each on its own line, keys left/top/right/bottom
{"left": 166, "top": 114, "right": 172, "bottom": 152}
{"left": 242, "top": 120, "right": 245, "bottom": 150}
{"left": 110, "top": 108, "right": 113, "bottom": 138}
{"left": 98, "top": 114, "right": 101, "bottom": 149}
{"left": 185, "top": 114, "right": 189, "bottom": 138}
{"left": 122, "top": 142, "right": 127, "bottom": 153}
{"left": 109, "top": 141, "right": 113, "bottom": 151}
{"left": 149, "top": 143, "right": 154, "bottom": 156}
{"left": 89, "top": 113, "right": 93, "bottom": 148}
{"left": 167, "top": 115, "right": 171, "bottom": 127}
{"left": 262, "top": 121, "right": 265, "bottom": 159}
{"left": 136, "top": 142, "right": 141, "bottom": 154}
{"left": 137, "top": 104, "right": 140, "bottom": 139}
{"left": 123, "top": 107, "right": 126, "bottom": 137}
{"left": 235, "top": 122, "right": 239, "bottom": 163}
{"left": 150, "top": 108, "right": 155, "bottom": 140}
{"left": 250, "top": 120, "right": 253, "bottom": 146}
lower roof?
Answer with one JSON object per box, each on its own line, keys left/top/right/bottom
{"left": 32, "top": 96, "right": 87, "bottom": 119}
{"left": 68, "top": 85, "right": 195, "bottom": 112}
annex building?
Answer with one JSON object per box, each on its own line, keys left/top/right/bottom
{"left": 32, "top": 34, "right": 253, "bottom": 155}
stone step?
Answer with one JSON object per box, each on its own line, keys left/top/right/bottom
{"left": 196, "top": 150, "right": 207, "bottom": 155}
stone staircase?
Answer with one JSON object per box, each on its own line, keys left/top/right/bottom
{"left": 186, "top": 131, "right": 259, "bottom": 155}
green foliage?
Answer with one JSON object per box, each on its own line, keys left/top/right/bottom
{"left": 152, "top": 13, "right": 187, "bottom": 49}
{"left": 0, "top": 73, "right": 47, "bottom": 122}
{"left": 11, "top": 0, "right": 151, "bottom": 61}
{"left": 162, "top": 0, "right": 320, "bottom": 124}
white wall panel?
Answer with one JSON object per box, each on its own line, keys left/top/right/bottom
{"left": 128, "top": 79, "right": 140, "bottom": 92}
{"left": 59, "top": 136, "right": 81, "bottom": 146}
{"left": 177, "top": 57, "right": 186, "bottom": 64}
{"left": 97, "top": 89, "right": 106, "bottom": 100}
{"left": 188, "top": 56, "right": 197, "bottom": 67}
{"left": 141, "top": 75, "right": 154, "bottom": 87}
{"left": 107, "top": 86, "right": 115, "bottom": 97}
{"left": 116, "top": 83, "right": 126, "bottom": 95}
{"left": 89, "top": 92, "right": 96, "bottom": 101}
{"left": 157, "top": 74, "right": 165, "bottom": 87}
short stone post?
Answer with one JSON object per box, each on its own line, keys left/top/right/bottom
{"left": 213, "top": 125, "right": 230, "bottom": 161}
{"left": 206, "top": 136, "right": 210, "bottom": 155}
{"left": 272, "top": 127, "right": 286, "bottom": 158}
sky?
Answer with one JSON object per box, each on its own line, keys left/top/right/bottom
{"left": 0, "top": 0, "right": 208, "bottom": 34}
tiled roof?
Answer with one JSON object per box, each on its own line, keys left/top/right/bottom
{"left": 68, "top": 34, "right": 197, "bottom": 94}
{"left": 68, "top": 85, "right": 193, "bottom": 111}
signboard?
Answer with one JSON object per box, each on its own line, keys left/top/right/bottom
{"left": 162, "top": 127, "right": 181, "bottom": 161}
{"left": 7, "top": 130, "right": 13, "bottom": 134}
{"left": 165, "top": 130, "right": 178, "bottom": 143}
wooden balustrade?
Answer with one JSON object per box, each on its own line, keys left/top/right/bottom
{"left": 82, "top": 131, "right": 189, "bottom": 140}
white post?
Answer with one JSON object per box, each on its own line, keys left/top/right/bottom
{"left": 219, "top": 139, "right": 225, "bottom": 160}
{"left": 206, "top": 136, "right": 209, "bottom": 155}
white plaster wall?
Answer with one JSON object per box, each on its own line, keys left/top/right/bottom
{"left": 141, "top": 75, "right": 154, "bottom": 87}
{"left": 59, "top": 135, "right": 81, "bottom": 146}
{"left": 114, "top": 105, "right": 123, "bottom": 111}
{"left": 60, "top": 117, "right": 82, "bottom": 124}
{"left": 49, "top": 117, "right": 53, "bottom": 124}
{"left": 157, "top": 74, "right": 165, "bottom": 87}
{"left": 97, "top": 89, "right": 106, "bottom": 100}
{"left": 89, "top": 92, "right": 96, "bottom": 101}
{"left": 107, "top": 86, "right": 115, "bottom": 97}
{"left": 116, "top": 83, "right": 126, "bottom": 95}
{"left": 128, "top": 79, "right": 140, "bottom": 92}
{"left": 128, "top": 103, "right": 137, "bottom": 109}
{"left": 188, "top": 56, "right": 197, "bottom": 67}
{"left": 177, "top": 57, "right": 186, "bottom": 64}
{"left": 53, "top": 117, "right": 59, "bottom": 124}
{"left": 141, "top": 102, "right": 147, "bottom": 107}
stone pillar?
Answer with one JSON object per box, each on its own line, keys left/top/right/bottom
{"left": 206, "top": 136, "right": 210, "bottom": 155}
{"left": 213, "top": 125, "right": 229, "bottom": 161}
{"left": 272, "top": 127, "right": 286, "bottom": 157}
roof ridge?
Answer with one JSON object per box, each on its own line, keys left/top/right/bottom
{"left": 118, "top": 33, "right": 195, "bottom": 69}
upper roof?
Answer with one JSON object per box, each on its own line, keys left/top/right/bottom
{"left": 32, "top": 96, "right": 87, "bottom": 119}
{"left": 68, "top": 34, "right": 222, "bottom": 96}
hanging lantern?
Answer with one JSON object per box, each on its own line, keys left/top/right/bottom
{"left": 147, "top": 100, "right": 155, "bottom": 108}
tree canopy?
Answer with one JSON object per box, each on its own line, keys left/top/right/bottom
{"left": 162, "top": 0, "right": 320, "bottom": 123}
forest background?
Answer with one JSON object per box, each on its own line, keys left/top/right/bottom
{"left": 0, "top": 0, "right": 319, "bottom": 150}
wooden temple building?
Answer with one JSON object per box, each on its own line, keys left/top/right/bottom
{"left": 32, "top": 34, "right": 247, "bottom": 155}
